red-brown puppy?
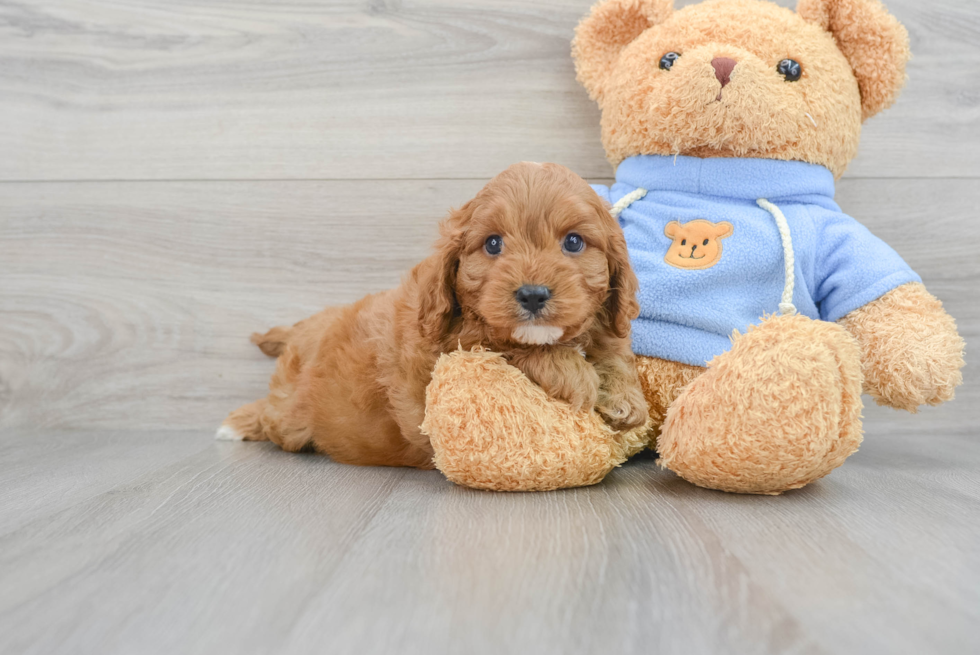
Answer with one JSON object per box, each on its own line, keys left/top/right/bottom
{"left": 218, "top": 162, "right": 648, "bottom": 468}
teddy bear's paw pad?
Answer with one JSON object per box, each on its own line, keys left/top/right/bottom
{"left": 421, "top": 348, "right": 651, "bottom": 492}
{"left": 659, "top": 313, "right": 864, "bottom": 494}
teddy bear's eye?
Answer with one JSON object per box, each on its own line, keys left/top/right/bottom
{"left": 703, "top": 239, "right": 709, "bottom": 245}
{"left": 659, "top": 52, "right": 681, "bottom": 71}
{"left": 777, "top": 59, "right": 803, "bottom": 82}
{"left": 681, "top": 239, "right": 686, "bottom": 246}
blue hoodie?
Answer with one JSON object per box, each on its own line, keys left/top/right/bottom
{"left": 592, "top": 155, "right": 920, "bottom": 367}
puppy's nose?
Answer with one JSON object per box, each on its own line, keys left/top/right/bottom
{"left": 515, "top": 285, "right": 551, "bottom": 315}
{"left": 711, "top": 57, "right": 737, "bottom": 87}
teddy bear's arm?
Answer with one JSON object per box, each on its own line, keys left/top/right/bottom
{"left": 838, "top": 282, "right": 964, "bottom": 412}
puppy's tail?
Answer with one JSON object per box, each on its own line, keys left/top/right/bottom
{"left": 250, "top": 326, "right": 291, "bottom": 358}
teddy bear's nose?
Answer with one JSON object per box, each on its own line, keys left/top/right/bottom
{"left": 711, "top": 57, "right": 737, "bottom": 87}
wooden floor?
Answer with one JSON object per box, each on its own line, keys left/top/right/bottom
{"left": 1, "top": 0, "right": 978, "bottom": 653}
{"left": 2, "top": 424, "right": 979, "bottom": 654}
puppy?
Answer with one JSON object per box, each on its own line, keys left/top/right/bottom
{"left": 218, "top": 162, "right": 648, "bottom": 468}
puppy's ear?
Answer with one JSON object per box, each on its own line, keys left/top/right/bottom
{"left": 573, "top": 0, "right": 674, "bottom": 102}
{"left": 418, "top": 202, "right": 471, "bottom": 340}
{"left": 604, "top": 210, "right": 641, "bottom": 340}
{"left": 797, "top": 0, "right": 910, "bottom": 120}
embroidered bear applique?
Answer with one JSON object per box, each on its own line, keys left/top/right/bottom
{"left": 663, "top": 219, "right": 734, "bottom": 270}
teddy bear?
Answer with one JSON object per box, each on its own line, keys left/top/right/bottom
{"left": 421, "top": 0, "right": 965, "bottom": 494}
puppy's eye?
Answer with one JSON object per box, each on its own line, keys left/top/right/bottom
{"left": 484, "top": 235, "right": 503, "bottom": 256}
{"left": 562, "top": 233, "right": 585, "bottom": 254}
{"left": 703, "top": 239, "right": 709, "bottom": 245}
{"left": 659, "top": 52, "right": 681, "bottom": 71}
{"left": 777, "top": 58, "right": 802, "bottom": 82}
{"left": 681, "top": 239, "right": 686, "bottom": 246}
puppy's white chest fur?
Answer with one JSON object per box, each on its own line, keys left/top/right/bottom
{"left": 512, "top": 325, "right": 564, "bottom": 345}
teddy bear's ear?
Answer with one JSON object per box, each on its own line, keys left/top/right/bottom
{"left": 797, "top": 0, "right": 910, "bottom": 121}
{"left": 573, "top": 0, "right": 675, "bottom": 102}
{"left": 713, "top": 222, "right": 734, "bottom": 239}
{"left": 664, "top": 220, "right": 680, "bottom": 239}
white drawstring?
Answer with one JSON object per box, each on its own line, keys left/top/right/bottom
{"left": 609, "top": 188, "right": 647, "bottom": 219}
{"left": 756, "top": 198, "right": 797, "bottom": 316}
{"left": 607, "top": 189, "right": 798, "bottom": 317}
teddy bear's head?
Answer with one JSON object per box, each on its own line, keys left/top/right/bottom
{"left": 572, "top": 0, "right": 909, "bottom": 178}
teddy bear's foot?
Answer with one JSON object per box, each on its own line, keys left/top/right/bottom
{"left": 658, "top": 314, "right": 864, "bottom": 495}
{"left": 421, "top": 348, "right": 652, "bottom": 492}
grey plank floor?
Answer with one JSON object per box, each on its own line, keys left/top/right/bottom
{"left": 1, "top": 0, "right": 978, "bottom": 653}
{"left": 2, "top": 428, "right": 978, "bottom": 655}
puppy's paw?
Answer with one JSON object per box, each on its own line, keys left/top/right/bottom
{"left": 215, "top": 424, "right": 245, "bottom": 441}
{"left": 538, "top": 365, "right": 599, "bottom": 413}
{"left": 557, "top": 378, "right": 600, "bottom": 414}
{"left": 511, "top": 347, "right": 601, "bottom": 413}
{"left": 596, "top": 385, "right": 648, "bottom": 431}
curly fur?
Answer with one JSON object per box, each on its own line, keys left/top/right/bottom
{"left": 220, "top": 162, "right": 648, "bottom": 468}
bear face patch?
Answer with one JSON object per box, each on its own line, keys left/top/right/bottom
{"left": 664, "top": 219, "right": 734, "bottom": 270}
